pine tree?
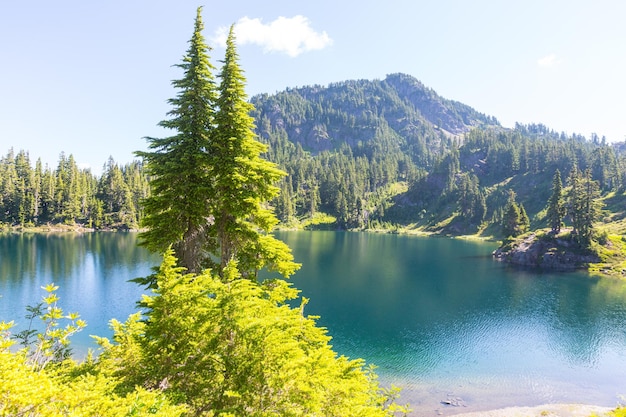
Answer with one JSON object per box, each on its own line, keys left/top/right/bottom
{"left": 518, "top": 203, "right": 530, "bottom": 234}
{"left": 136, "top": 7, "right": 218, "bottom": 273}
{"left": 547, "top": 169, "right": 565, "bottom": 234}
{"left": 567, "top": 167, "right": 584, "bottom": 241}
{"left": 567, "top": 167, "right": 602, "bottom": 245}
{"left": 501, "top": 191, "right": 528, "bottom": 237}
{"left": 211, "top": 25, "right": 299, "bottom": 278}
{"left": 137, "top": 12, "right": 298, "bottom": 279}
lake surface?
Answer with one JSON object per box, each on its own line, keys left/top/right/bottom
{"left": 2, "top": 231, "right": 626, "bottom": 416}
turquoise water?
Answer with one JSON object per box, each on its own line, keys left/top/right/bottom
{"left": 274, "top": 231, "right": 626, "bottom": 415}
{"left": 2, "top": 231, "right": 626, "bottom": 416}
{"left": 0, "top": 232, "right": 156, "bottom": 349}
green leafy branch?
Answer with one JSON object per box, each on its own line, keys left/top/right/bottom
{"left": 11, "top": 283, "right": 86, "bottom": 371}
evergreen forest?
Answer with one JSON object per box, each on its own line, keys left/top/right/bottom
{"left": 3, "top": 73, "right": 626, "bottom": 240}
{"left": 0, "top": 150, "right": 147, "bottom": 230}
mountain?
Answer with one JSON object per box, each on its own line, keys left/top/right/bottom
{"left": 250, "top": 73, "right": 626, "bottom": 236}
{"left": 251, "top": 73, "right": 499, "bottom": 154}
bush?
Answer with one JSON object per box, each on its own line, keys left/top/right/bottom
{"left": 96, "top": 250, "right": 409, "bottom": 416}
{"left": 0, "top": 287, "right": 184, "bottom": 417}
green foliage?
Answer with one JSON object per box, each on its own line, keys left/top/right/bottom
{"left": 0, "top": 287, "right": 184, "bottom": 416}
{"left": 501, "top": 191, "right": 530, "bottom": 238}
{"left": 0, "top": 148, "right": 147, "bottom": 230}
{"left": 12, "top": 283, "right": 86, "bottom": 371}
{"left": 137, "top": 7, "right": 218, "bottom": 273}
{"left": 567, "top": 167, "right": 603, "bottom": 245}
{"left": 211, "top": 26, "right": 298, "bottom": 278}
{"left": 546, "top": 169, "right": 565, "bottom": 233}
{"left": 251, "top": 72, "right": 626, "bottom": 234}
{"left": 302, "top": 212, "right": 337, "bottom": 229}
{"left": 0, "top": 351, "right": 185, "bottom": 417}
{"left": 5, "top": 76, "right": 626, "bottom": 236}
{"left": 97, "top": 250, "right": 408, "bottom": 416}
{"left": 138, "top": 12, "right": 298, "bottom": 279}
{"left": 608, "top": 406, "right": 626, "bottom": 417}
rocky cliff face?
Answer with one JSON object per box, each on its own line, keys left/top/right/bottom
{"left": 493, "top": 232, "right": 600, "bottom": 271}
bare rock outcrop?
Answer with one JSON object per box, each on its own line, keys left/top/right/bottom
{"left": 493, "top": 232, "right": 600, "bottom": 271}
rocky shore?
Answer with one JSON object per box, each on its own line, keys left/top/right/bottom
{"left": 492, "top": 232, "right": 600, "bottom": 271}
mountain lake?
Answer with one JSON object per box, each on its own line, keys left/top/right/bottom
{"left": 1, "top": 231, "right": 626, "bottom": 416}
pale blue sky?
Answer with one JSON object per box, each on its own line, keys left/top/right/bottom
{"left": 1, "top": 1, "right": 625, "bottom": 174}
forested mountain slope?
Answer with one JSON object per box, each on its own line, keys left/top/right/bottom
{"left": 251, "top": 73, "right": 626, "bottom": 235}
{"left": 252, "top": 73, "right": 498, "bottom": 155}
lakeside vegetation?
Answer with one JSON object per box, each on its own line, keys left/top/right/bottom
{"left": 2, "top": 6, "right": 626, "bottom": 417}
{"left": 0, "top": 8, "right": 408, "bottom": 416}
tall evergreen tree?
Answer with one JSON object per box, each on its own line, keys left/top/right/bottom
{"left": 137, "top": 13, "right": 298, "bottom": 279}
{"left": 136, "top": 7, "right": 218, "bottom": 273}
{"left": 567, "top": 167, "right": 602, "bottom": 245}
{"left": 211, "top": 25, "right": 299, "bottom": 278}
{"left": 518, "top": 203, "right": 530, "bottom": 234}
{"left": 501, "top": 191, "right": 528, "bottom": 237}
{"left": 567, "top": 167, "right": 584, "bottom": 241}
{"left": 547, "top": 169, "right": 565, "bottom": 234}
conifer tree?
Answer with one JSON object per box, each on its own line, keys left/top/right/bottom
{"left": 138, "top": 13, "right": 298, "bottom": 278}
{"left": 547, "top": 169, "right": 565, "bottom": 234}
{"left": 518, "top": 203, "right": 530, "bottom": 234}
{"left": 211, "top": 25, "right": 299, "bottom": 278}
{"left": 501, "top": 191, "right": 528, "bottom": 237}
{"left": 568, "top": 168, "right": 602, "bottom": 245}
{"left": 136, "top": 7, "right": 218, "bottom": 273}
{"left": 567, "top": 167, "right": 584, "bottom": 241}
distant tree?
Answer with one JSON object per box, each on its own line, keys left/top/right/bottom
{"left": 458, "top": 173, "right": 486, "bottom": 224}
{"left": 0, "top": 149, "right": 19, "bottom": 224}
{"left": 518, "top": 203, "right": 530, "bottom": 233}
{"left": 98, "top": 157, "right": 137, "bottom": 228}
{"left": 567, "top": 168, "right": 602, "bottom": 245}
{"left": 501, "top": 191, "right": 529, "bottom": 237}
{"left": 547, "top": 169, "right": 565, "bottom": 234}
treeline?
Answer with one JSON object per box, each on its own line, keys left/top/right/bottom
{"left": 0, "top": 149, "right": 148, "bottom": 229}
{"left": 4, "top": 75, "right": 626, "bottom": 237}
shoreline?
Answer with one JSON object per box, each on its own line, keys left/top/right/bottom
{"left": 449, "top": 403, "right": 613, "bottom": 417}
{"left": 383, "top": 374, "right": 623, "bottom": 417}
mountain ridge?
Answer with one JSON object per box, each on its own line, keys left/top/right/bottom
{"left": 251, "top": 73, "right": 499, "bottom": 155}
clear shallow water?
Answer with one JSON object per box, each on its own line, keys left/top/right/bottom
{"left": 1, "top": 231, "right": 626, "bottom": 416}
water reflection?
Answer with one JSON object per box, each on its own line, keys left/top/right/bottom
{"left": 0, "top": 232, "right": 158, "bottom": 352}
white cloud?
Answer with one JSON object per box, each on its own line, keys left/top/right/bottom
{"left": 537, "top": 53, "right": 561, "bottom": 68}
{"left": 213, "top": 16, "right": 333, "bottom": 57}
